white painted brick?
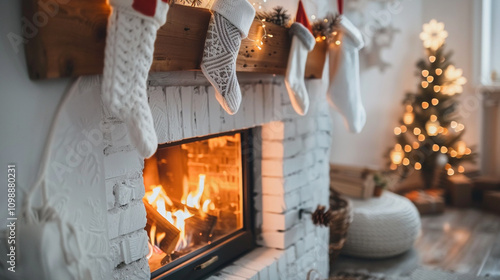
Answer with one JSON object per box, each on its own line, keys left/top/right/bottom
{"left": 259, "top": 224, "right": 303, "bottom": 249}
{"left": 316, "top": 131, "right": 332, "bottom": 149}
{"left": 262, "top": 171, "right": 307, "bottom": 195}
{"left": 219, "top": 273, "right": 246, "bottom": 280}
{"left": 110, "top": 230, "right": 149, "bottom": 266}
{"left": 206, "top": 275, "right": 225, "bottom": 280}
{"left": 262, "top": 190, "right": 300, "bottom": 214}
{"left": 165, "top": 86, "right": 183, "bottom": 142}
{"left": 261, "top": 121, "right": 296, "bottom": 141}
{"left": 181, "top": 86, "right": 194, "bottom": 139}
{"left": 296, "top": 116, "right": 317, "bottom": 136}
{"left": 295, "top": 238, "right": 306, "bottom": 259}
{"left": 267, "top": 261, "right": 279, "bottom": 280}
{"left": 272, "top": 83, "right": 285, "bottom": 122}
{"left": 261, "top": 154, "right": 305, "bottom": 178}
{"left": 108, "top": 200, "right": 147, "bottom": 239}
{"left": 316, "top": 115, "right": 332, "bottom": 132}
{"left": 276, "top": 251, "right": 288, "bottom": 280}
{"left": 304, "top": 232, "right": 317, "bottom": 257}
{"left": 300, "top": 186, "right": 313, "bottom": 204}
{"left": 262, "top": 137, "right": 302, "bottom": 159}
{"left": 303, "top": 134, "right": 317, "bottom": 151}
{"left": 105, "top": 122, "right": 130, "bottom": 151}
{"left": 262, "top": 210, "right": 300, "bottom": 231}
{"left": 254, "top": 83, "right": 265, "bottom": 125}
{"left": 233, "top": 256, "right": 269, "bottom": 280}
{"left": 241, "top": 84, "right": 256, "bottom": 129}
{"left": 148, "top": 86, "right": 169, "bottom": 143}
{"left": 114, "top": 177, "right": 145, "bottom": 206}
{"left": 104, "top": 150, "right": 143, "bottom": 180}
{"left": 221, "top": 265, "right": 259, "bottom": 280}
{"left": 112, "top": 257, "right": 149, "bottom": 280}
{"left": 285, "top": 245, "right": 296, "bottom": 266}
{"left": 192, "top": 86, "right": 210, "bottom": 137}
{"left": 119, "top": 200, "right": 147, "bottom": 237}
{"left": 106, "top": 179, "right": 116, "bottom": 210}
{"left": 263, "top": 83, "right": 275, "bottom": 123}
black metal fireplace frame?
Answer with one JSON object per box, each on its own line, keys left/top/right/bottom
{"left": 151, "top": 129, "right": 256, "bottom": 280}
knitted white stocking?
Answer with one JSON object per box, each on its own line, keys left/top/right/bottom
{"left": 327, "top": 17, "right": 366, "bottom": 133}
{"left": 102, "top": 0, "right": 168, "bottom": 158}
{"left": 285, "top": 23, "right": 316, "bottom": 116}
{"left": 201, "top": 0, "right": 255, "bottom": 115}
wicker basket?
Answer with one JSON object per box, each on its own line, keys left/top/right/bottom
{"left": 328, "top": 191, "right": 353, "bottom": 263}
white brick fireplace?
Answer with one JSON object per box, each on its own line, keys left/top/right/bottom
{"left": 102, "top": 72, "right": 332, "bottom": 280}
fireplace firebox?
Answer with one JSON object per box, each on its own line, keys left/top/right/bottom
{"left": 142, "top": 130, "right": 255, "bottom": 279}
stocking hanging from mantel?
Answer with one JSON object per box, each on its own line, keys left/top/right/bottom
{"left": 284, "top": 0, "right": 316, "bottom": 116}
{"left": 200, "top": 0, "right": 255, "bottom": 115}
{"left": 102, "top": 0, "right": 169, "bottom": 158}
{"left": 327, "top": 0, "right": 366, "bottom": 133}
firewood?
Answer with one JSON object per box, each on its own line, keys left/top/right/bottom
{"left": 143, "top": 199, "right": 181, "bottom": 254}
{"left": 185, "top": 212, "right": 217, "bottom": 244}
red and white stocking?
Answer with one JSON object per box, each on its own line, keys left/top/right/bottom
{"left": 102, "top": 0, "right": 169, "bottom": 158}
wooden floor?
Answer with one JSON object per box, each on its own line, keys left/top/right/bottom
{"left": 330, "top": 208, "right": 500, "bottom": 278}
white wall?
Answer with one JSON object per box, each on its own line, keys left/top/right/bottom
{"left": 0, "top": 0, "right": 72, "bottom": 225}
{"left": 329, "top": 0, "right": 481, "bottom": 170}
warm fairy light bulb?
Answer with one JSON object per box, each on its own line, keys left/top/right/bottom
{"left": 394, "top": 127, "right": 402, "bottom": 135}
{"left": 435, "top": 68, "right": 443, "bottom": 75}
{"left": 324, "top": 18, "right": 329, "bottom": 23}
{"left": 390, "top": 148, "right": 405, "bottom": 165}
{"left": 433, "top": 85, "right": 441, "bottom": 92}
{"left": 432, "top": 98, "right": 439, "bottom": 106}
{"left": 456, "top": 141, "right": 466, "bottom": 155}
{"left": 415, "top": 162, "right": 422, "bottom": 170}
{"left": 401, "top": 125, "right": 408, "bottom": 133}
{"left": 404, "top": 145, "right": 412, "bottom": 152}
{"left": 390, "top": 163, "right": 397, "bottom": 170}
{"left": 418, "top": 134, "right": 425, "bottom": 141}
{"left": 403, "top": 158, "right": 410, "bottom": 166}
{"left": 315, "top": 37, "right": 321, "bottom": 42}
{"left": 422, "top": 81, "right": 429, "bottom": 88}
{"left": 311, "top": 15, "right": 316, "bottom": 20}
{"left": 427, "top": 76, "right": 434, "bottom": 83}
{"left": 456, "top": 123, "right": 465, "bottom": 132}
{"left": 267, "top": 34, "right": 273, "bottom": 38}
{"left": 321, "top": 36, "right": 326, "bottom": 41}
{"left": 430, "top": 115, "right": 437, "bottom": 122}
{"left": 450, "top": 121, "right": 458, "bottom": 128}
{"left": 458, "top": 166, "right": 465, "bottom": 173}
{"left": 465, "top": 148, "right": 472, "bottom": 155}
{"left": 440, "top": 146, "right": 448, "bottom": 153}
{"left": 438, "top": 126, "right": 444, "bottom": 134}
{"left": 413, "top": 142, "right": 420, "bottom": 149}
{"left": 335, "top": 40, "right": 341, "bottom": 45}
{"left": 422, "top": 70, "right": 429, "bottom": 77}
{"left": 422, "top": 102, "right": 429, "bottom": 109}
{"left": 432, "top": 144, "right": 439, "bottom": 151}
{"left": 403, "top": 111, "right": 414, "bottom": 125}
{"left": 406, "top": 105, "right": 413, "bottom": 112}
{"left": 445, "top": 163, "right": 452, "bottom": 170}
{"left": 413, "top": 127, "right": 421, "bottom": 135}
{"left": 426, "top": 119, "right": 440, "bottom": 136}
{"left": 429, "top": 56, "right": 436, "bottom": 63}
{"left": 447, "top": 168, "right": 455, "bottom": 176}
{"left": 450, "top": 150, "right": 458, "bottom": 157}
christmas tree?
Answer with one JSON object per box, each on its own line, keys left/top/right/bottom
{"left": 388, "top": 20, "right": 475, "bottom": 187}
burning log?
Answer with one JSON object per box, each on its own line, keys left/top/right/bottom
{"left": 185, "top": 212, "right": 217, "bottom": 244}
{"left": 143, "top": 199, "right": 181, "bottom": 254}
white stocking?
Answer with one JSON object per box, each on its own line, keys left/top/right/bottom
{"left": 285, "top": 23, "right": 316, "bottom": 116}
{"left": 327, "top": 17, "right": 366, "bottom": 133}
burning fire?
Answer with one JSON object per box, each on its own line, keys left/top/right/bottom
{"left": 145, "top": 174, "right": 215, "bottom": 254}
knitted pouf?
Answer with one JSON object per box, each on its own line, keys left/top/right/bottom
{"left": 342, "top": 191, "right": 421, "bottom": 258}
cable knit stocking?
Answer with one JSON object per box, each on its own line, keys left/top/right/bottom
{"left": 102, "top": 0, "right": 168, "bottom": 158}
{"left": 201, "top": 0, "right": 255, "bottom": 115}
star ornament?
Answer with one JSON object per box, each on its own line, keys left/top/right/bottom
{"left": 419, "top": 19, "right": 448, "bottom": 51}
{"left": 441, "top": 65, "right": 467, "bottom": 96}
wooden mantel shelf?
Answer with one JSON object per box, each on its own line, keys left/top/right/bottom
{"left": 23, "top": 1, "right": 327, "bottom": 80}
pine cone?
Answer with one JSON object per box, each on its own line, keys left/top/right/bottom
{"left": 311, "top": 205, "right": 333, "bottom": 226}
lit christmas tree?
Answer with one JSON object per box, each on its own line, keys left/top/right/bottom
{"left": 388, "top": 20, "right": 475, "bottom": 187}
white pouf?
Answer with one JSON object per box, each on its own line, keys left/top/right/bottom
{"left": 342, "top": 191, "right": 421, "bottom": 258}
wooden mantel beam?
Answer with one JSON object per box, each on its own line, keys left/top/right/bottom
{"left": 23, "top": 1, "right": 326, "bottom": 80}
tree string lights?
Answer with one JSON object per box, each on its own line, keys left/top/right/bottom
{"left": 388, "top": 19, "right": 475, "bottom": 185}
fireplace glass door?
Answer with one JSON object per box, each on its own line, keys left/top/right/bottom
{"left": 143, "top": 130, "right": 254, "bottom": 279}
